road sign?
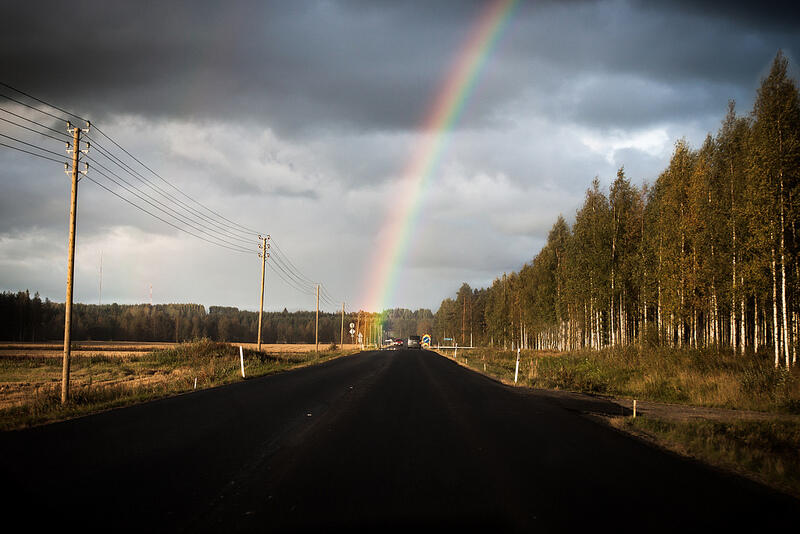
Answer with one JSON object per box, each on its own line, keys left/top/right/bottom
{"left": 349, "top": 328, "right": 355, "bottom": 335}
{"left": 349, "top": 322, "right": 354, "bottom": 329}
{"left": 422, "top": 334, "right": 431, "bottom": 347}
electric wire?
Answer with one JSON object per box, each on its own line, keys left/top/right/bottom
{"left": 268, "top": 240, "right": 340, "bottom": 305}
{"left": 91, "top": 123, "right": 265, "bottom": 236}
{"left": 0, "top": 81, "right": 263, "bottom": 237}
{"left": 0, "top": 105, "right": 72, "bottom": 139}
{"left": 0, "top": 81, "right": 86, "bottom": 123}
{"left": 269, "top": 239, "right": 319, "bottom": 285}
{"left": 86, "top": 168, "right": 253, "bottom": 255}
{"left": 88, "top": 163, "right": 253, "bottom": 254}
{"left": 0, "top": 116, "right": 71, "bottom": 144}
{"left": 268, "top": 238, "right": 340, "bottom": 305}
{"left": 0, "top": 141, "right": 64, "bottom": 164}
{"left": 85, "top": 151, "right": 256, "bottom": 246}
{"left": 0, "top": 82, "right": 345, "bottom": 306}
{"left": 85, "top": 136, "right": 258, "bottom": 242}
{"left": 269, "top": 251, "right": 317, "bottom": 292}
{"left": 267, "top": 256, "right": 318, "bottom": 295}
{"left": 0, "top": 133, "right": 67, "bottom": 159}
{"left": 0, "top": 91, "right": 72, "bottom": 123}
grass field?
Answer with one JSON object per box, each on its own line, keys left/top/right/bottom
{"left": 0, "top": 339, "right": 358, "bottom": 430}
{"left": 619, "top": 418, "right": 800, "bottom": 498}
{"left": 448, "top": 345, "right": 800, "bottom": 413}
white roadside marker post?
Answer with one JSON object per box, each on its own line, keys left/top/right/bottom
{"left": 240, "top": 346, "right": 246, "bottom": 379}
{"left": 514, "top": 348, "right": 520, "bottom": 385}
{"left": 633, "top": 399, "right": 637, "bottom": 418}
{"left": 194, "top": 377, "right": 197, "bottom": 389}
{"left": 454, "top": 342, "right": 458, "bottom": 359}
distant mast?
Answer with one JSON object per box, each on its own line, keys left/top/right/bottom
{"left": 98, "top": 250, "right": 103, "bottom": 306}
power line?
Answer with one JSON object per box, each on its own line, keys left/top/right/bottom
{"left": 85, "top": 151, "right": 255, "bottom": 247}
{"left": 269, "top": 238, "right": 341, "bottom": 306}
{"left": 270, "top": 239, "right": 318, "bottom": 285}
{"left": 0, "top": 91, "right": 71, "bottom": 123}
{"left": 0, "top": 82, "right": 345, "bottom": 309}
{"left": 0, "top": 133, "right": 67, "bottom": 159}
{"left": 88, "top": 164, "right": 254, "bottom": 254}
{"left": 0, "top": 81, "right": 263, "bottom": 238}
{"left": 269, "top": 251, "right": 317, "bottom": 291}
{"left": 91, "top": 123, "right": 265, "bottom": 236}
{"left": 86, "top": 136, "right": 258, "bottom": 242}
{"left": 86, "top": 169, "right": 254, "bottom": 255}
{"left": 0, "top": 141, "right": 64, "bottom": 164}
{"left": 0, "top": 105, "right": 72, "bottom": 139}
{"left": 0, "top": 81, "right": 87, "bottom": 123}
{"left": 0, "top": 115, "right": 71, "bottom": 144}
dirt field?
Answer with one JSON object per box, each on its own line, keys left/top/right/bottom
{"left": 0, "top": 341, "right": 361, "bottom": 412}
{"left": 0, "top": 341, "right": 177, "bottom": 358}
{"left": 235, "top": 343, "right": 360, "bottom": 353}
{"left": 0, "top": 341, "right": 360, "bottom": 358}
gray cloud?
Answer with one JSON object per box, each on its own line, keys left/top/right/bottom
{"left": 1, "top": 0, "right": 799, "bottom": 311}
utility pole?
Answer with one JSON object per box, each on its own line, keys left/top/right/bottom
{"left": 340, "top": 302, "right": 345, "bottom": 347}
{"left": 356, "top": 311, "right": 361, "bottom": 348}
{"left": 315, "top": 285, "right": 320, "bottom": 352}
{"left": 257, "top": 235, "right": 269, "bottom": 351}
{"left": 62, "top": 120, "right": 89, "bottom": 405}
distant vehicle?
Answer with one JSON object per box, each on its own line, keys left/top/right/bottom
{"left": 407, "top": 335, "right": 421, "bottom": 349}
{"left": 384, "top": 338, "right": 403, "bottom": 350}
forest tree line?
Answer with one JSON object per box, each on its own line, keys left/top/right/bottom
{"left": 433, "top": 52, "right": 800, "bottom": 369}
{"left": 0, "top": 289, "right": 437, "bottom": 346}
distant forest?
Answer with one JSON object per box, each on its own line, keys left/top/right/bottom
{"left": 0, "top": 290, "right": 435, "bottom": 346}
{"left": 433, "top": 52, "right": 800, "bottom": 369}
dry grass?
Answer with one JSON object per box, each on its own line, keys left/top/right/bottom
{"left": 234, "top": 343, "right": 359, "bottom": 353}
{"left": 0, "top": 341, "right": 357, "bottom": 359}
{"left": 619, "top": 417, "right": 800, "bottom": 498}
{"left": 0, "top": 339, "right": 358, "bottom": 429}
{"left": 452, "top": 346, "right": 800, "bottom": 413}
{"left": 0, "top": 341, "right": 177, "bottom": 358}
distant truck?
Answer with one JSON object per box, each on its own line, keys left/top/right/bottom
{"left": 407, "top": 335, "right": 421, "bottom": 349}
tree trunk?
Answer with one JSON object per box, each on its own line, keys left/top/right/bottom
{"left": 773, "top": 245, "right": 780, "bottom": 367}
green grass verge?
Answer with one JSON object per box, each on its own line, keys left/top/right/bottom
{"left": 623, "top": 417, "right": 800, "bottom": 498}
{"left": 453, "top": 346, "right": 800, "bottom": 413}
{"left": 0, "top": 339, "right": 356, "bottom": 431}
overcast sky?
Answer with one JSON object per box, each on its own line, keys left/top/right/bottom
{"left": 1, "top": 0, "right": 799, "bottom": 313}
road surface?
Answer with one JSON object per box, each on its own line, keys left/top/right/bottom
{"left": 1, "top": 349, "right": 797, "bottom": 531}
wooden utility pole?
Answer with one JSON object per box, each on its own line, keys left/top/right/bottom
{"left": 62, "top": 121, "right": 89, "bottom": 405}
{"left": 257, "top": 235, "right": 269, "bottom": 351}
{"left": 340, "top": 302, "right": 345, "bottom": 347}
{"left": 315, "top": 285, "right": 320, "bottom": 352}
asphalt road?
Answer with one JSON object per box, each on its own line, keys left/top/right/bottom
{"left": 2, "top": 349, "right": 797, "bottom": 532}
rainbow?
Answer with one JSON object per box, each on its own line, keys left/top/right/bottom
{"left": 362, "top": 0, "right": 518, "bottom": 312}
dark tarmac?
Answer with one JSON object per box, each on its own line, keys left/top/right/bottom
{"left": 2, "top": 349, "right": 797, "bottom": 532}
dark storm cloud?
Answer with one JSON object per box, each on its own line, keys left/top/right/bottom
{"left": 1, "top": 1, "right": 473, "bottom": 133}
{"left": 2, "top": 1, "right": 797, "bottom": 137}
